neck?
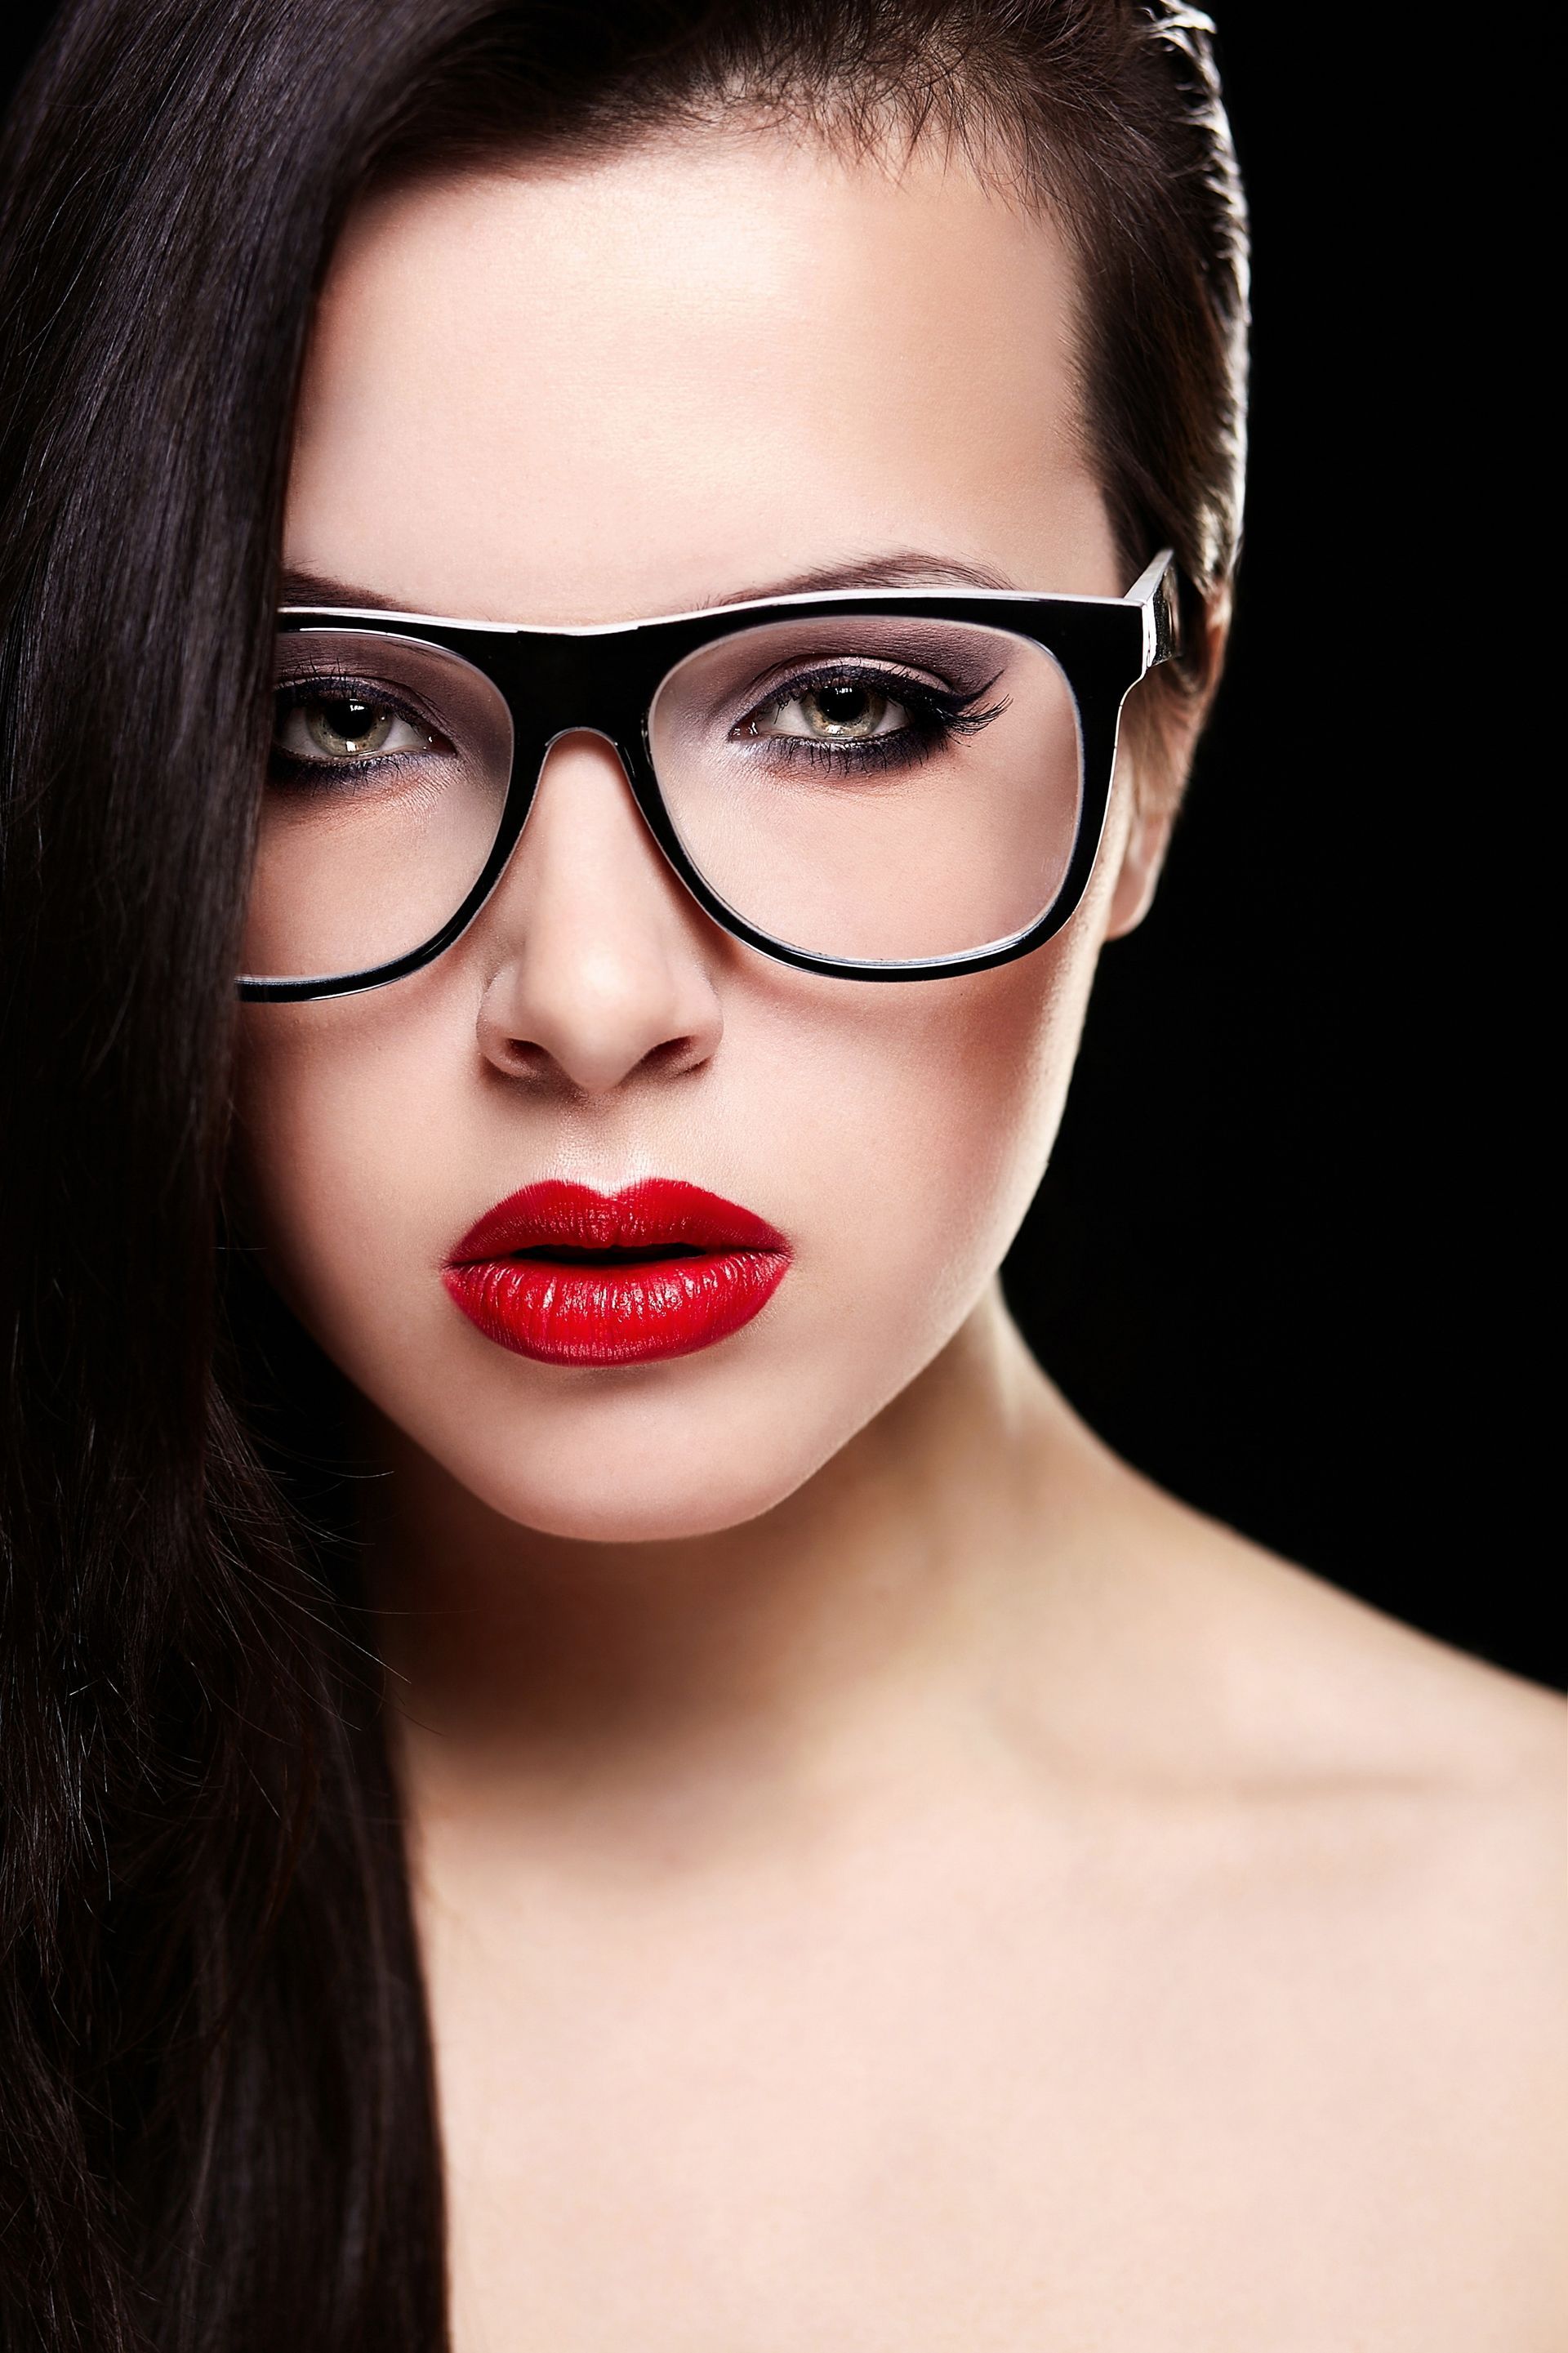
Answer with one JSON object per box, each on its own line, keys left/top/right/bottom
{"left": 368, "top": 1285, "right": 1109, "bottom": 1850}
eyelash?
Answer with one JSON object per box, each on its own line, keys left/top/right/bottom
{"left": 269, "top": 675, "right": 448, "bottom": 786}
{"left": 733, "top": 664, "right": 1009, "bottom": 773}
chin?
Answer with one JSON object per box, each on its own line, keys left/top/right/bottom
{"left": 420, "top": 1404, "right": 832, "bottom": 1545}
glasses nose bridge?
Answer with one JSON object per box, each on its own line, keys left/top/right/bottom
{"left": 497, "top": 624, "right": 653, "bottom": 776}
{"left": 491, "top": 627, "right": 666, "bottom": 852}
{"left": 523, "top": 724, "right": 642, "bottom": 825}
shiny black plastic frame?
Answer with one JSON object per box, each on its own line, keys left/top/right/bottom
{"left": 242, "top": 550, "right": 1178, "bottom": 1001}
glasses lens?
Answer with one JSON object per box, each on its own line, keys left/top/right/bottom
{"left": 648, "top": 616, "right": 1082, "bottom": 964}
{"left": 242, "top": 630, "right": 514, "bottom": 986}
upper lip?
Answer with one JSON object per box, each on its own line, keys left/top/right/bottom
{"left": 447, "top": 1178, "right": 789, "bottom": 1266}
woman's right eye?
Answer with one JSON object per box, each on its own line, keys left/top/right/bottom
{"left": 272, "top": 688, "right": 436, "bottom": 765}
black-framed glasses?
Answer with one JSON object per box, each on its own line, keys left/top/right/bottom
{"left": 240, "top": 552, "right": 1178, "bottom": 1000}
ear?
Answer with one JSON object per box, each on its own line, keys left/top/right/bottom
{"left": 1104, "top": 797, "right": 1176, "bottom": 938}
{"left": 1103, "top": 590, "right": 1231, "bottom": 941}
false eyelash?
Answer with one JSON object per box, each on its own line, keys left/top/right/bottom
{"left": 742, "top": 662, "right": 1008, "bottom": 728}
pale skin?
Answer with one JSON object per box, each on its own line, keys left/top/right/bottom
{"left": 237, "top": 124, "right": 1567, "bottom": 2351}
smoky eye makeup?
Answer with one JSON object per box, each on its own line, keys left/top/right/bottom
{"left": 728, "top": 659, "right": 1010, "bottom": 772}
{"left": 269, "top": 675, "right": 453, "bottom": 788}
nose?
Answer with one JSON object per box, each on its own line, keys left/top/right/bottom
{"left": 473, "top": 731, "right": 724, "bottom": 1095}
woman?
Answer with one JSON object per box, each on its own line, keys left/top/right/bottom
{"left": 0, "top": 2, "right": 1560, "bottom": 2346}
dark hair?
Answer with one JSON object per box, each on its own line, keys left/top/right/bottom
{"left": 0, "top": 5, "right": 1247, "bottom": 2344}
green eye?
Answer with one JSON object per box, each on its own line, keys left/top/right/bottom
{"left": 274, "top": 689, "right": 436, "bottom": 764}
{"left": 751, "top": 680, "right": 903, "bottom": 742}
{"left": 305, "top": 695, "right": 395, "bottom": 755}
{"left": 795, "top": 682, "right": 892, "bottom": 738}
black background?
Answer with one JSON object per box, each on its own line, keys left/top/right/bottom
{"left": 2, "top": 7, "right": 1553, "bottom": 1685}
{"left": 1009, "top": 10, "right": 1551, "bottom": 1684}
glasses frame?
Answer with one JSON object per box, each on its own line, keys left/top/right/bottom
{"left": 242, "top": 550, "right": 1178, "bottom": 1001}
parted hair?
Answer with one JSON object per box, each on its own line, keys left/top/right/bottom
{"left": 0, "top": 6, "right": 1247, "bottom": 2346}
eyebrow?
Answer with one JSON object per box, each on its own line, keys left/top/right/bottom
{"left": 715, "top": 553, "right": 1019, "bottom": 602}
{"left": 276, "top": 550, "right": 1021, "bottom": 620}
{"left": 280, "top": 568, "right": 406, "bottom": 611}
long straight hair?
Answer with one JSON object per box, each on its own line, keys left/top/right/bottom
{"left": 0, "top": 5, "right": 1246, "bottom": 2343}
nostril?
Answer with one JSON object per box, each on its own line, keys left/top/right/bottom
{"left": 483, "top": 1031, "right": 706, "bottom": 1092}
{"left": 499, "top": 1037, "right": 553, "bottom": 1080}
{"left": 639, "top": 1035, "right": 703, "bottom": 1078}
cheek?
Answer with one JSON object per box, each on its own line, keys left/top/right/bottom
{"left": 230, "top": 979, "right": 469, "bottom": 1319}
{"left": 774, "top": 930, "right": 1092, "bottom": 1354}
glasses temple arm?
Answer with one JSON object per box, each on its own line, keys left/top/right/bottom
{"left": 1125, "top": 549, "right": 1180, "bottom": 672}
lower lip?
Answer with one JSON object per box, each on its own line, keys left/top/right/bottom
{"left": 443, "top": 1183, "right": 791, "bottom": 1368}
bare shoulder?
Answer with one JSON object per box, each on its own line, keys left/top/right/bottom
{"left": 1160, "top": 1479, "right": 1564, "bottom": 1812}
{"left": 1004, "top": 1434, "right": 1566, "bottom": 2338}
{"left": 1111, "top": 1458, "right": 1566, "bottom": 2020}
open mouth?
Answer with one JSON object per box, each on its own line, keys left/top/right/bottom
{"left": 443, "top": 1179, "right": 791, "bottom": 1366}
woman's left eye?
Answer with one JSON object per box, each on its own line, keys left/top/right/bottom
{"left": 745, "top": 679, "right": 907, "bottom": 743}
{"left": 274, "top": 690, "right": 435, "bottom": 763}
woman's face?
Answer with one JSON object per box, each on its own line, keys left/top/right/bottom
{"left": 236, "top": 127, "right": 1169, "bottom": 1542}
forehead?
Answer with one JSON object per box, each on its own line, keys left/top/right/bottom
{"left": 283, "top": 128, "right": 1120, "bottom": 622}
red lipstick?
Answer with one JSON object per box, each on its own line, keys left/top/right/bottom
{"left": 443, "top": 1179, "right": 791, "bottom": 1367}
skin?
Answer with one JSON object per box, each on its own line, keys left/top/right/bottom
{"left": 238, "top": 127, "right": 1566, "bottom": 2352}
